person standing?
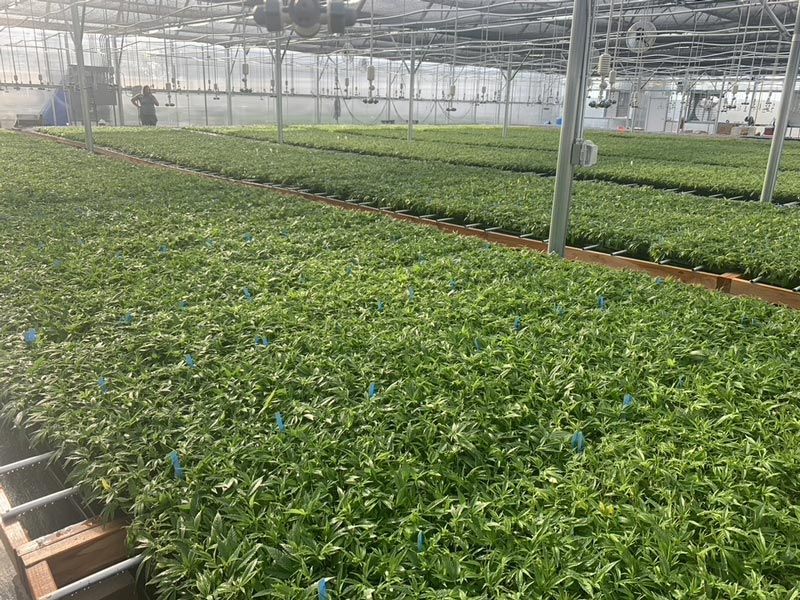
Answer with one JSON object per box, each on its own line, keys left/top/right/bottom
{"left": 131, "top": 86, "right": 160, "bottom": 126}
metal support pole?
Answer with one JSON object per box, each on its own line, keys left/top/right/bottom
{"left": 201, "top": 48, "right": 209, "bottom": 126}
{"left": 761, "top": 0, "right": 800, "bottom": 203}
{"left": 713, "top": 74, "right": 727, "bottom": 134}
{"left": 408, "top": 33, "right": 416, "bottom": 142}
{"left": 111, "top": 36, "right": 125, "bottom": 126}
{"left": 502, "top": 52, "right": 513, "bottom": 138}
{"left": 314, "top": 55, "right": 321, "bottom": 124}
{"left": 0, "top": 452, "right": 56, "bottom": 477}
{"left": 2, "top": 486, "right": 80, "bottom": 522}
{"left": 547, "top": 0, "right": 592, "bottom": 257}
{"left": 274, "top": 36, "right": 284, "bottom": 144}
{"left": 225, "top": 47, "right": 233, "bottom": 126}
{"left": 69, "top": 3, "right": 93, "bottom": 153}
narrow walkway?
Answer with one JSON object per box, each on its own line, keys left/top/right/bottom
{"left": 0, "top": 520, "right": 27, "bottom": 600}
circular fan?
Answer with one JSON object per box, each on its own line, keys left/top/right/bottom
{"left": 626, "top": 20, "right": 657, "bottom": 53}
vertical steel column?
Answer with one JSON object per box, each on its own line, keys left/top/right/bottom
{"left": 314, "top": 55, "right": 321, "bottom": 124}
{"left": 201, "top": 47, "right": 209, "bottom": 126}
{"left": 502, "top": 52, "right": 513, "bottom": 138}
{"left": 225, "top": 47, "right": 233, "bottom": 126}
{"left": 547, "top": 0, "right": 592, "bottom": 257}
{"left": 69, "top": 3, "right": 93, "bottom": 152}
{"left": 761, "top": 0, "right": 800, "bottom": 203}
{"left": 275, "top": 36, "right": 285, "bottom": 144}
{"left": 111, "top": 36, "right": 125, "bottom": 126}
{"left": 408, "top": 32, "right": 416, "bottom": 142}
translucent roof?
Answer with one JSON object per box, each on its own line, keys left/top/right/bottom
{"left": 0, "top": 1, "right": 797, "bottom": 78}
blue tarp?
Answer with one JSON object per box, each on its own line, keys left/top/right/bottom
{"left": 41, "top": 89, "right": 70, "bottom": 126}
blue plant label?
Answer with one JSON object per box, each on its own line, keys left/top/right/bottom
{"left": 37, "top": 242, "right": 46, "bottom": 251}
{"left": 450, "top": 280, "right": 457, "bottom": 292}
{"left": 205, "top": 239, "right": 215, "bottom": 248}
{"left": 623, "top": 393, "right": 634, "bottom": 409}
{"left": 243, "top": 233, "right": 254, "bottom": 243}
{"left": 677, "top": 375, "right": 686, "bottom": 389}
{"left": 571, "top": 431, "right": 586, "bottom": 454}
{"left": 243, "top": 288, "right": 254, "bottom": 302}
{"left": 120, "top": 314, "right": 134, "bottom": 325}
{"left": 169, "top": 451, "right": 185, "bottom": 480}
{"left": 115, "top": 251, "right": 124, "bottom": 260}
{"left": 318, "top": 579, "right": 329, "bottom": 600}
{"left": 555, "top": 305, "right": 566, "bottom": 317}
{"left": 514, "top": 317, "right": 522, "bottom": 332}
{"left": 255, "top": 336, "right": 271, "bottom": 347}
{"left": 23, "top": 329, "right": 38, "bottom": 346}
{"left": 598, "top": 296, "right": 608, "bottom": 311}
{"left": 280, "top": 231, "right": 289, "bottom": 238}
{"left": 179, "top": 301, "right": 189, "bottom": 310}
{"left": 377, "top": 301, "right": 385, "bottom": 313}
{"left": 369, "top": 383, "right": 378, "bottom": 399}
{"left": 408, "top": 286, "right": 415, "bottom": 301}
{"left": 98, "top": 377, "right": 109, "bottom": 394}
{"left": 346, "top": 266, "right": 353, "bottom": 276}
{"left": 417, "top": 531, "right": 426, "bottom": 552}
{"left": 159, "top": 245, "right": 169, "bottom": 255}
{"left": 474, "top": 338, "right": 483, "bottom": 352}
{"left": 184, "top": 355, "right": 197, "bottom": 369}
{"left": 655, "top": 277, "right": 665, "bottom": 286}
{"left": 275, "top": 412, "right": 286, "bottom": 433}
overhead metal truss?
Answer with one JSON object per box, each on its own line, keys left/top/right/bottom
{"left": 0, "top": 0, "right": 798, "bottom": 79}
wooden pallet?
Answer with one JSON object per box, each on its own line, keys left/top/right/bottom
{"left": 0, "top": 486, "right": 134, "bottom": 599}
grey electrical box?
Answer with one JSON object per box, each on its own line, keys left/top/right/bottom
{"left": 573, "top": 140, "right": 598, "bottom": 167}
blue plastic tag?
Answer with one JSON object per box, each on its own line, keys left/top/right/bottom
{"left": 677, "top": 375, "right": 686, "bottom": 389}
{"left": 450, "top": 280, "right": 457, "bottom": 292}
{"left": 275, "top": 412, "right": 286, "bottom": 433}
{"left": 179, "top": 301, "right": 189, "bottom": 310}
{"left": 514, "top": 317, "right": 522, "bottom": 332}
{"left": 555, "top": 305, "right": 566, "bottom": 317}
{"left": 119, "top": 314, "right": 134, "bottom": 326}
{"left": 623, "top": 393, "right": 634, "bottom": 409}
{"left": 377, "top": 301, "right": 384, "bottom": 313}
{"left": 408, "top": 287, "right": 415, "bottom": 301}
{"left": 369, "top": 383, "right": 378, "bottom": 399}
{"left": 318, "top": 579, "right": 328, "bottom": 600}
{"left": 655, "top": 277, "right": 665, "bottom": 286}
{"left": 346, "top": 266, "right": 353, "bottom": 276}
{"left": 184, "top": 355, "right": 197, "bottom": 369}
{"left": 243, "top": 288, "right": 254, "bottom": 302}
{"left": 169, "top": 451, "right": 185, "bottom": 480}
{"left": 159, "top": 245, "right": 169, "bottom": 255}
{"left": 243, "top": 233, "right": 254, "bottom": 243}
{"left": 417, "top": 531, "right": 425, "bottom": 552}
{"left": 571, "top": 431, "right": 586, "bottom": 454}
{"left": 23, "top": 329, "right": 38, "bottom": 346}
{"left": 98, "top": 377, "right": 109, "bottom": 394}
{"left": 598, "top": 296, "right": 608, "bottom": 311}
{"left": 474, "top": 338, "right": 483, "bottom": 352}
{"left": 255, "top": 336, "right": 271, "bottom": 347}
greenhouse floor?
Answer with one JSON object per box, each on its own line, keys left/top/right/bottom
{"left": 0, "top": 546, "right": 26, "bottom": 600}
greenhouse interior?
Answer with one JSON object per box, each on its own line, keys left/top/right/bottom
{"left": 1, "top": 0, "right": 800, "bottom": 598}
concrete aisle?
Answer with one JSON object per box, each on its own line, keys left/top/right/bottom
{"left": 0, "top": 543, "right": 27, "bottom": 600}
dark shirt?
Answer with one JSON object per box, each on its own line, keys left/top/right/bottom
{"left": 134, "top": 94, "right": 158, "bottom": 117}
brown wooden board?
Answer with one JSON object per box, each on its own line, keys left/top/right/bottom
{"left": 0, "top": 486, "right": 58, "bottom": 598}
{"left": 19, "top": 519, "right": 128, "bottom": 588}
